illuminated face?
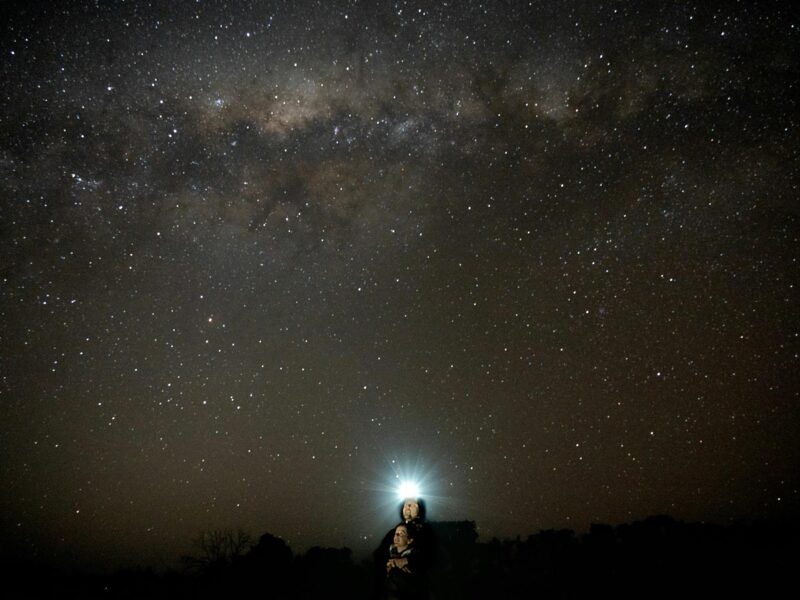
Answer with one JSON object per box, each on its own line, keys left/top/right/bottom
{"left": 402, "top": 498, "right": 420, "bottom": 521}
{"left": 393, "top": 525, "right": 411, "bottom": 550}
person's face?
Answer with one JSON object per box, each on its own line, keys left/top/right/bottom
{"left": 402, "top": 498, "right": 420, "bottom": 521}
{"left": 393, "top": 525, "right": 411, "bottom": 549}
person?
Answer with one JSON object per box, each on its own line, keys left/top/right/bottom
{"left": 373, "top": 497, "right": 437, "bottom": 599}
{"left": 384, "top": 522, "right": 423, "bottom": 599}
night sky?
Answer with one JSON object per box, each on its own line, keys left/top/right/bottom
{"left": 2, "top": 0, "right": 798, "bottom": 572}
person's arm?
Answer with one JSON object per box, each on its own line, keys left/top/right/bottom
{"left": 387, "top": 548, "right": 412, "bottom": 572}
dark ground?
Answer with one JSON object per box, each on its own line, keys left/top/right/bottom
{"left": 2, "top": 515, "right": 797, "bottom": 599}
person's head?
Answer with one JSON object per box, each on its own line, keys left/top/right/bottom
{"left": 393, "top": 523, "right": 413, "bottom": 551}
{"left": 399, "top": 497, "right": 426, "bottom": 522}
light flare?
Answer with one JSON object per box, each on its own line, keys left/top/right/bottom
{"left": 397, "top": 480, "right": 421, "bottom": 500}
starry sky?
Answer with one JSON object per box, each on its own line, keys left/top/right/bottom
{"left": 1, "top": 0, "right": 798, "bottom": 572}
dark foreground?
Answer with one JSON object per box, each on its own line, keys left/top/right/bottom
{"left": 3, "top": 516, "right": 797, "bottom": 599}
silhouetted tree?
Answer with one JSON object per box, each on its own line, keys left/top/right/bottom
{"left": 181, "top": 528, "right": 252, "bottom": 573}
{"left": 236, "top": 532, "right": 294, "bottom": 598}
{"left": 292, "top": 546, "right": 366, "bottom": 598}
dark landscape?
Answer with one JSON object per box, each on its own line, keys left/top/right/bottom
{"left": 3, "top": 515, "right": 797, "bottom": 599}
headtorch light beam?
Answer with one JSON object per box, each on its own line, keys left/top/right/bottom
{"left": 397, "top": 480, "right": 420, "bottom": 500}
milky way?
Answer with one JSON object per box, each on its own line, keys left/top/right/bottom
{"left": 1, "top": 1, "right": 798, "bottom": 570}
